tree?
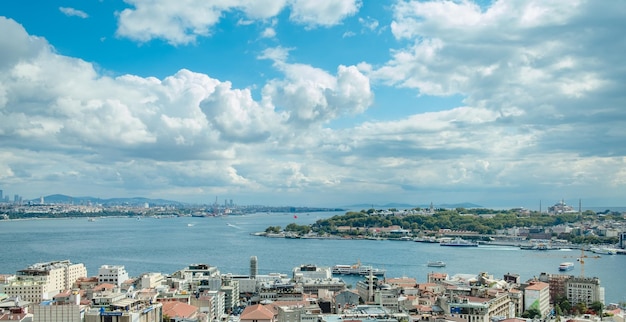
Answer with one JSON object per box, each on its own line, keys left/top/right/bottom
{"left": 590, "top": 301, "right": 604, "bottom": 315}
{"left": 265, "top": 226, "right": 281, "bottom": 234}
{"left": 522, "top": 307, "right": 542, "bottom": 319}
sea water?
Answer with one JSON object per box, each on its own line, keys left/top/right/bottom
{"left": 0, "top": 211, "right": 624, "bottom": 304}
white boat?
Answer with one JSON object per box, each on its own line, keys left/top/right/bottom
{"left": 332, "top": 260, "right": 385, "bottom": 276}
{"left": 590, "top": 247, "right": 617, "bottom": 255}
{"left": 427, "top": 261, "right": 446, "bottom": 267}
{"left": 559, "top": 262, "right": 574, "bottom": 271}
{"left": 440, "top": 237, "right": 478, "bottom": 247}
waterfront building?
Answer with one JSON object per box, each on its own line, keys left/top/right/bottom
{"left": 97, "top": 265, "right": 129, "bottom": 288}
{"left": 293, "top": 264, "right": 332, "bottom": 280}
{"left": 566, "top": 277, "right": 605, "bottom": 306}
{"left": 4, "top": 260, "right": 87, "bottom": 303}
{"left": 298, "top": 277, "right": 346, "bottom": 296}
{"left": 523, "top": 281, "right": 550, "bottom": 318}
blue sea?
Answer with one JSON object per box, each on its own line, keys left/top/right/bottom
{"left": 0, "top": 211, "right": 624, "bottom": 304}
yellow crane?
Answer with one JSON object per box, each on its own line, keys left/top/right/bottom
{"left": 579, "top": 248, "right": 585, "bottom": 277}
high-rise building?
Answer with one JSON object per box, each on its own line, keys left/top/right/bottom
{"left": 250, "top": 256, "right": 258, "bottom": 279}
{"left": 0, "top": 189, "right": 3, "bottom": 201}
{"left": 4, "top": 260, "right": 87, "bottom": 303}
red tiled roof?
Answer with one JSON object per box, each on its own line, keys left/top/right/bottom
{"left": 162, "top": 301, "right": 198, "bottom": 318}
{"left": 93, "top": 283, "right": 115, "bottom": 291}
{"left": 53, "top": 290, "right": 72, "bottom": 298}
{"left": 241, "top": 304, "right": 275, "bottom": 320}
{"left": 525, "top": 281, "right": 549, "bottom": 291}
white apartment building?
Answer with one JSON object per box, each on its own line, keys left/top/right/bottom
{"left": 97, "top": 265, "right": 129, "bottom": 287}
{"left": 3, "top": 260, "right": 87, "bottom": 303}
{"left": 524, "top": 281, "right": 551, "bottom": 318}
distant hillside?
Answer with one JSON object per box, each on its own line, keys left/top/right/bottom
{"left": 344, "top": 202, "right": 483, "bottom": 209}
{"left": 32, "top": 194, "right": 186, "bottom": 207}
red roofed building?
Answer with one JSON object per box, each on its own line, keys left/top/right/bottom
{"left": 240, "top": 304, "right": 275, "bottom": 322}
{"left": 524, "top": 281, "right": 550, "bottom": 318}
{"left": 162, "top": 301, "right": 203, "bottom": 322}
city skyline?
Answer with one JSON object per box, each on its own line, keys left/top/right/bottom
{"left": 0, "top": 1, "right": 625, "bottom": 209}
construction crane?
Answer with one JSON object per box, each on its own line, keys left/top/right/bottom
{"left": 579, "top": 248, "right": 585, "bottom": 277}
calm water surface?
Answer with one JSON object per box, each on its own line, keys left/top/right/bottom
{"left": 1, "top": 211, "right": 624, "bottom": 303}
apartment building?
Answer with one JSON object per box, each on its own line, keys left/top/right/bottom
{"left": 97, "top": 265, "right": 129, "bottom": 288}
{"left": 523, "top": 281, "right": 551, "bottom": 318}
{"left": 4, "top": 260, "right": 87, "bottom": 303}
{"left": 566, "top": 277, "right": 604, "bottom": 306}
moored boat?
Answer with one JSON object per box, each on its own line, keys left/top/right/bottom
{"left": 440, "top": 237, "right": 478, "bottom": 247}
{"left": 590, "top": 247, "right": 617, "bottom": 255}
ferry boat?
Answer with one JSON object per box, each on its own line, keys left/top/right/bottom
{"left": 332, "top": 261, "right": 385, "bottom": 276}
{"left": 440, "top": 237, "right": 478, "bottom": 247}
{"left": 559, "top": 262, "right": 575, "bottom": 271}
{"left": 427, "top": 261, "right": 446, "bottom": 267}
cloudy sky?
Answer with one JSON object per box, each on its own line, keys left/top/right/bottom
{"left": 0, "top": 0, "right": 624, "bottom": 208}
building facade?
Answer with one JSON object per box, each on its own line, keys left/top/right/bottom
{"left": 523, "top": 281, "right": 550, "bottom": 318}
{"left": 566, "top": 277, "right": 604, "bottom": 306}
{"left": 4, "top": 260, "right": 87, "bottom": 303}
{"left": 97, "top": 265, "right": 129, "bottom": 288}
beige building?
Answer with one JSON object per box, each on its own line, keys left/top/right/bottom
{"left": 566, "top": 277, "right": 604, "bottom": 306}
{"left": 4, "top": 260, "right": 87, "bottom": 303}
{"left": 444, "top": 292, "right": 517, "bottom": 322}
{"left": 33, "top": 303, "right": 83, "bottom": 322}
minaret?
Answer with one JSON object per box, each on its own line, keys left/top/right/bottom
{"left": 579, "top": 199, "right": 582, "bottom": 219}
{"left": 250, "top": 256, "right": 258, "bottom": 279}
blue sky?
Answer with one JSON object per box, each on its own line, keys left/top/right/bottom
{"left": 0, "top": 0, "right": 625, "bottom": 209}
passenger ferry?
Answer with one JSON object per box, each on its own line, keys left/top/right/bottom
{"left": 332, "top": 260, "right": 385, "bottom": 276}
{"left": 559, "top": 262, "right": 575, "bottom": 271}
{"left": 427, "top": 261, "right": 446, "bottom": 267}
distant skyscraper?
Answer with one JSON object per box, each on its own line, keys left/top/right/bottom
{"left": 250, "top": 256, "right": 258, "bottom": 279}
{"left": 0, "top": 189, "right": 3, "bottom": 201}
